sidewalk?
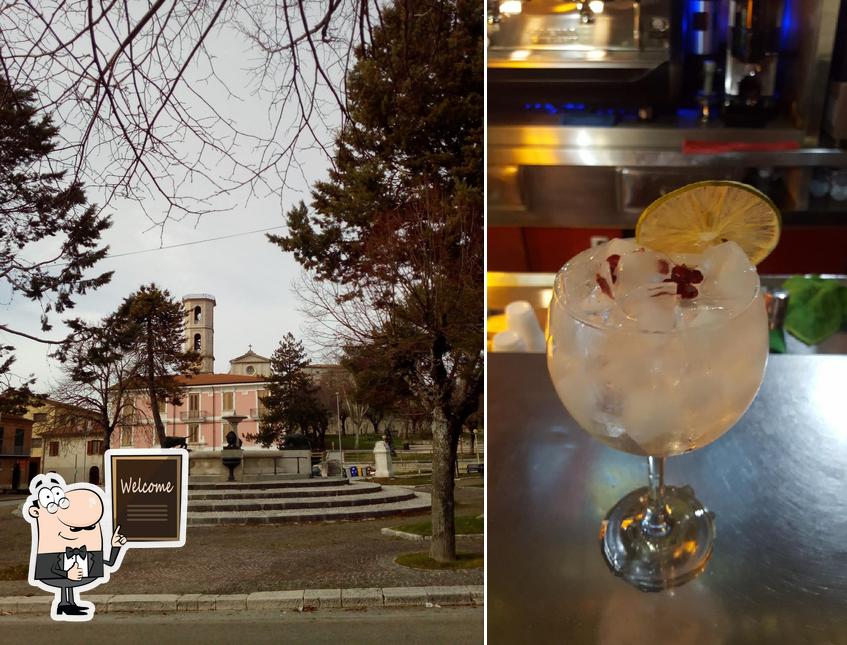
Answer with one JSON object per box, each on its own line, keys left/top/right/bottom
{"left": 0, "top": 585, "right": 483, "bottom": 615}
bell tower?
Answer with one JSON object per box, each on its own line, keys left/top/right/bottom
{"left": 182, "top": 294, "right": 216, "bottom": 374}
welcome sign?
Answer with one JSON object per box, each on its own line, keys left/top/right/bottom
{"left": 104, "top": 448, "right": 188, "bottom": 548}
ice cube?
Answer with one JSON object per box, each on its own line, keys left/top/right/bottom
{"left": 699, "top": 241, "right": 758, "bottom": 304}
{"left": 621, "top": 385, "right": 679, "bottom": 448}
{"left": 605, "top": 237, "right": 641, "bottom": 257}
{"left": 676, "top": 300, "right": 731, "bottom": 329}
{"left": 613, "top": 248, "right": 673, "bottom": 299}
{"left": 619, "top": 283, "right": 679, "bottom": 332}
{"left": 596, "top": 238, "right": 641, "bottom": 288}
{"left": 579, "top": 283, "right": 614, "bottom": 314}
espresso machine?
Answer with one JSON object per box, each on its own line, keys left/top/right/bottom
{"left": 723, "top": 0, "right": 785, "bottom": 125}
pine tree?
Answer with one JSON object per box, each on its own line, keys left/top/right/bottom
{"left": 252, "top": 333, "right": 328, "bottom": 449}
{"left": 0, "top": 76, "right": 111, "bottom": 412}
{"left": 114, "top": 284, "right": 199, "bottom": 446}
{"left": 271, "top": 0, "right": 483, "bottom": 287}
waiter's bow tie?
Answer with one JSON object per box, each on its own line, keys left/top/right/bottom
{"left": 65, "top": 546, "right": 87, "bottom": 558}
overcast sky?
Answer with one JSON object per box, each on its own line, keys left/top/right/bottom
{"left": 2, "top": 16, "right": 341, "bottom": 393}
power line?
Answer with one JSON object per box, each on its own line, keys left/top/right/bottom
{"left": 103, "top": 225, "right": 287, "bottom": 260}
{"left": 41, "top": 225, "right": 287, "bottom": 267}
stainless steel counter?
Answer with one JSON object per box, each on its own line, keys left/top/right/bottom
{"left": 488, "top": 353, "right": 847, "bottom": 645}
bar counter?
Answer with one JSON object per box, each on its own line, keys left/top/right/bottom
{"left": 488, "top": 353, "right": 847, "bottom": 645}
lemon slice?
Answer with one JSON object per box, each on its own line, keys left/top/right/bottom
{"left": 635, "top": 180, "right": 781, "bottom": 264}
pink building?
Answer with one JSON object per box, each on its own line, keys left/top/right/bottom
{"left": 116, "top": 373, "right": 273, "bottom": 450}
{"left": 114, "top": 294, "right": 343, "bottom": 450}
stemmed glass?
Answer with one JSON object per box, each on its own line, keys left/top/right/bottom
{"left": 546, "top": 246, "right": 769, "bottom": 591}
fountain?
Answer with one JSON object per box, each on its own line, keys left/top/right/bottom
{"left": 221, "top": 414, "right": 246, "bottom": 482}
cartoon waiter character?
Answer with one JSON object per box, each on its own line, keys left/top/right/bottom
{"left": 23, "top": 473, "right": 127, "bottom": 621}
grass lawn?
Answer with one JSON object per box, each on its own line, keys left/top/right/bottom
{"left": 395, "top": 552, "right": 483, "bottom": 570}
{"left": 395, "top": 515, "right": 483, "bottom": 536}
{"left": 372, "top": 474, "right": 483, "bottom": 487}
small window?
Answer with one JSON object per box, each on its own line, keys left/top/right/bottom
{"left": 222, "top": 392, "right": 234, "bottom": 412}
{"left": 193, "top": 333, "right": 201, "bottom": 351}
{"left": 14, "top": 429, "right": 24, "bottom": 448}
{"left": 188, "top": 424, "right": 199, "bottom": 443}
{"left": 87, "top": 439, "right": 103, "bottom": 455}
{"left": 193, "top": 305, "right": 202, "bottom": 323}
{"left": 32, "top": 412, "right": 48, "bottom": 422}
{"left": 48, "top": 441, "right": 59, "bottom": 457}
{"left": 31, "top": 438, "right": 42, "bottom": 448}
{"left": 121, "top": 428, "right": 133, "bottom": 447}
{"left": 246, "top": 365, "right": 255, "bottom": 375}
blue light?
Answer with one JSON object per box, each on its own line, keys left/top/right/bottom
{"left": 677, "top": 108, "right": 700, "bottom": 119}
{"left": 780, "top": 0, "right": 793, "bottom": 49}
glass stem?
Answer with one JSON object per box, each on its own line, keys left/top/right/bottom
{"left": 641, "top": 455, "right": 671, "bottom": 538}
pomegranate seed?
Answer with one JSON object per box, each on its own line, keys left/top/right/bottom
{"left": 679, "top": 283, "right": 699, "bottom": 299}
{"left": 606, "top": 254, "right": 621, "bottom": 283}
{"left": 596, "top": 273, "right": 613, "bottom": 298}
{"left": 657, "top": 259, "right": 670, "bottom": 274}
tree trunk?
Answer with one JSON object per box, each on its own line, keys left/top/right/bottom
{"left": 429, "top": 414, "right": 459, "bottom": 563}
{"left": 147, "top": 318, "right": 167, "bottom": 446}
{"left": 100, "top": 410, "right": 112, "bottom": 452}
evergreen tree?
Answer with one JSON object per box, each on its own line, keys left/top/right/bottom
{"left": 270, "top": 0, "right": 483, "bottom": 563}
{"left": 252, "top": 333, "right": 328, "bottom": 450}
{"left": 272, "top": 0, "right": 483, "bottom": 287}
{"left": 114, "top": 284, "right": 199, "bottom": 446}
{"left": 0, "top": 76, "right": 111, "bottom": 413}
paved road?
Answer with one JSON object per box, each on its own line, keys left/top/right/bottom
{"left": 0, "top": 608, "right": 482, "bottom": 644}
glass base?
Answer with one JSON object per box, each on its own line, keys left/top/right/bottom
{"left": 600, "top": 485, "right": 716, "bottom": 592}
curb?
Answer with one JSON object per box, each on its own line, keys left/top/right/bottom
{"left": 0, "top": 586, "right": 484, "bottom": 615}
{"left": 380, "top": 528, "right": 485, "bottom": 541}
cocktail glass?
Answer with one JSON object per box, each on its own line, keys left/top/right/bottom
{"left": 546, "top": 246, "right": 768, "bottom": 591}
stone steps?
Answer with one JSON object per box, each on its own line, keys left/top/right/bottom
{"left": 188, "top": 482, "right": 382, "bottom": 501}
{"left": 187, "top": 477, "right": 346, "bottom": 490}
{"left": 187, "top": 487, "right": 431, "bottom": 526}
{"left": 188, "top": 489, "right": 416, "bottom": 513}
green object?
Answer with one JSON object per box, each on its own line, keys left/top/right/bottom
{"left": 769, "top": 327, "right": 787, "bottom": 354}
{"left": 782, "top": 276, "right": 847, "bottom": 345}
{"left": 395, "top": 515, "right": 484, "bottom": 537}
{"left": 394, "top": 552, "right": 483, "bottom": 570}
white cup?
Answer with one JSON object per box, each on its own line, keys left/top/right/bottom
{"left": 505, "top": 300, "right": 546, "bottom": 353}
{"left": 491, "top": 330, "right": 528, "bottom": 353}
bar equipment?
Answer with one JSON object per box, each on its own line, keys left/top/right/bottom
{"left": 486, "top": 1, "right": 847, "bottom": 275}
{"left": 723, "top": 0, "right": 785, "bottom": 125}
